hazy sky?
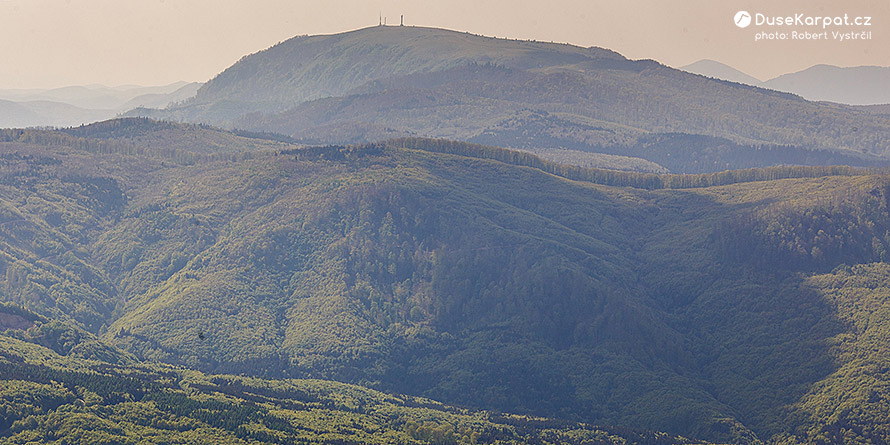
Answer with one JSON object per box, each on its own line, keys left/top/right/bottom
{"left": 0, "top": 0, "right": 887, "bottom": 89}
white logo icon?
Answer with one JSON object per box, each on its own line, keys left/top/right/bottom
{"left": 734, "top": 11, "right": 752, "bottom": 28}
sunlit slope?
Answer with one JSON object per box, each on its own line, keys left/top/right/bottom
{"left": 93, "top": 139, "right": 890, "bottom": 443}
{"left": 0, "top": 332, "right": 697, "bottom": 445}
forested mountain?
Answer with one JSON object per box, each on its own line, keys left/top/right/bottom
{"left": 854, "top": 104, "right": 890, "bottom": 115}
{"left": 3, "top": 119, "right": 890, "bottom": 443}
{"left": 128, "top": 26, "right": 890, "bottom": 172}
{"left": 182, "top": 27, "right": 622, "bottom": 113}
{"left": 2, "top": 332, "right": 695, "bottom": 445}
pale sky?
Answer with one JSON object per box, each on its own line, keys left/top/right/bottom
{"left": 0, "top": 0, "right": 887, "bottom": 89}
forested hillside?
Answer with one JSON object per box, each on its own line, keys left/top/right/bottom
{"left": 129, "top": 26, "right": 890, "bottom": 172}
{"left": 1, "top": 333, "right": 693, "bottom": 444}
{"left": 2, "top": 120, "right": 890, "bottom": 443}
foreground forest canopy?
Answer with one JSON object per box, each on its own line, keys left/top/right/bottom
{"left": 1, "top": 333, "right": 695, "bottom": 444}
{"left": 2, "top": 119, "right": 890, "bottom": 444}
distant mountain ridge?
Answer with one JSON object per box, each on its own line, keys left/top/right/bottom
{"left": 130, "top": 26, "right": 890, "bottom": 172}
{"left": 0, "top": 99, "right": 113, "bottom": 128}
{"left": 0, "top": 82, "right": 201, "bottom": 128}
{"left": 679, "top": 59, "right": 764, "bottom": 86}
{"left": 766, "top": 64, "right": 890, "bottom": 105}
{"left": 680, "top": 59, "right": 890, "bottom": 105}
{"left": 0, "top": 82, "right": 201, "bottom": 110}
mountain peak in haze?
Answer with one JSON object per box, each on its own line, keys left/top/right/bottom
{"left": 681, "top": 59, "right": 890, "bottom": 105}
{"left": 679, "top": 59, "right": 763, "bottom": 86}
{"left": 0, "top": 82, "right": 202, "bottom": 128}
{"left": 192, "top": 25, "right": 625, "bottom": 112}
{"left": 764, "top": 64, "right": 890, "bottom": 105}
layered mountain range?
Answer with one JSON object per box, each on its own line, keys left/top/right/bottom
{"left": 2, "top": 26, "right": 890, "bottom": 445}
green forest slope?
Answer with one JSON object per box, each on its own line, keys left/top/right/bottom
{"left": 2, "top": 120, "right": 890, "bottom": 444}
{"left": 0, "top": 333, "right": 695, "bottom": 444}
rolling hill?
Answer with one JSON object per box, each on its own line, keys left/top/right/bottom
{"left": 3, "top": 119, "right": 890, "bottom": 443}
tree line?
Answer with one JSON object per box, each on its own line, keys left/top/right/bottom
{"left": 388, "top": 137, "right": 882, "bottom": 189}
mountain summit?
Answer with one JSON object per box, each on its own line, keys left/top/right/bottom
{"left": 193, "top": 26, "right": 623, "bottom": 112}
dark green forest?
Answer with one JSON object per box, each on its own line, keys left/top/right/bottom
{"left": 3, "top": 119, "right": 890, "bottom": 444}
